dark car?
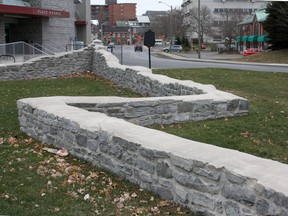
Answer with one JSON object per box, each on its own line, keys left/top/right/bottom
{"left": 162, "top": 45, "right": 183, "bottom": 53}
{"left": 134, "top": 43, "right": 143, "bottom": 52}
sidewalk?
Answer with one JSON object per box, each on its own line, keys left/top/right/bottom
{"left": 157, "top": 51, "right": 288, "bottom": 67}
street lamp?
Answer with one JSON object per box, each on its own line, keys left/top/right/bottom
{"left": 159, "top": 1, "right": 173, "bottom": 53}
{"left": 197, "top": 0, "right": 201, "bottom": 59}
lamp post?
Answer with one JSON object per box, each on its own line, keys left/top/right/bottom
{"left": 159, "top": 1, "right": 173, "bottom": 53}
{"left": 198, "top": 0, "right": 201, "bottom": 59}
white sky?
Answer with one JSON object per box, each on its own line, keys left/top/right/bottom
{"left": 90, "top": 0, "right": 183, "bottom": 15}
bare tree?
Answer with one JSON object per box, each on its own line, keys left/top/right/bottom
{"left": 187, "top": 5, "right": 213, "bottom": 42}
{"left": 151, "top": 15, "right": 170, "bottom": 38}
{"left": 150, "top": 8, "right": 186, "bottom": 42}
{"left": 219, "top": 11, "right": 244, "bottom": 39}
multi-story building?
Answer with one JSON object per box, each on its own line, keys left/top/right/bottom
{"left": 0, "top": 0, "right": 91, "bottom": 52}
{"left": 91, "top": 0, "right": 136, "bottom": 26}
{"left": 181, "top": 0, "right": 269, "bottom": 44}
{"left": 91, "top": 0, "right": 140, "bottom": 45}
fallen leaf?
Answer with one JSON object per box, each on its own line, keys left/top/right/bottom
{"left": 54, "top": 207, "right": 60, "bottom": 212}
{"left": 7, "top": 136, "right": 18, "bottom": 145}
{"left": 240, "top": 131, "right": 254, "bottom": 138}
{"left": 84, "top": 194, "right": 90, "bottom": 201}
{"left": 150, "top": 207, "right": 160, "bottom": 214}
{"left": 159, "top": 200, "right": 170, "bottom": 207}
{"left": 24, "top": 138, "right": 33, "bottom": 144}
{"left": 131, "top": 193, "right": 137, "bottom": 198}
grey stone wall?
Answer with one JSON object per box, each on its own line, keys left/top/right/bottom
{"left": 10, "top": 39, "right": 288, "bottom": 215}
{"left": 17, "top": 97, "right": 288, "bottom": 216}
{"left": 68, "top": 96, "right": 248, "bottom": 126}
{"left": 0, "top": 47, "right": 93, "bottom": 80}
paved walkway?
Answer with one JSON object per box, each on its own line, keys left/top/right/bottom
{"left": 156, "top": 51, "right": 288, "bottom": 68}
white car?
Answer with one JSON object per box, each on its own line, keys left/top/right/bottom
{"left": 162, "top": 45, "right": 183, "bottom": 53}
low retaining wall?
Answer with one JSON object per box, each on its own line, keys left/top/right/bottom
{"left": 14, "top": 40, "right": 288, "bottom": 215}
{"left": 0, "top": 48, "right": 93, "bottom": 80}
{"left": 18, "top": 97, "right": 288, "bottom": 216}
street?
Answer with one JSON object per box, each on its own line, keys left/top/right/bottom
{"left": 110, "top": 45, "right": 288, "bottom": 73}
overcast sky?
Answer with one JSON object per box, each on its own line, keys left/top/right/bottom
{"left": 90, "top": 0, "right": 183, "bottom": 15}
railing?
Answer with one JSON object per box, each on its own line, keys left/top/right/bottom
{"left": 66, "top": 43, "right": 86, "bottom": 52}
{"left": 0, "top": 41, "right": 51, "bottom": 63}
{"left": 32, "top": 42, "right": 66, "bottom": 55}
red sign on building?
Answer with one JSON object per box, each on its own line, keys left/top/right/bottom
{"left": 0, "top": 5, "right": 70, "bottom": 18}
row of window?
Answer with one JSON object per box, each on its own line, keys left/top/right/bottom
{"left": 214, "top": 8, "right": 257, "bottom": 13}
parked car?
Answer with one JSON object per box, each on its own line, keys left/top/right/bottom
{"left": 201, "top": 43, "right": 206, "bottom": 49}
{"left": 134, "top": 43, "right": 143, "bottom": 52}
{"left": 107, "top": 42, "right": 115, "bottom": 48}
{"left": 243, "top": 48, "right": 263, "bottom": 56}
{"left": 162, "top": 45, "right": 183, "bottom": 53}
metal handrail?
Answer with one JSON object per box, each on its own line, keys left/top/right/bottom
{"left": 0, "top": 41, "right": 51, "bottom": 62}
{"left": 32, "top": 43, "right": 55, "bottom": 55}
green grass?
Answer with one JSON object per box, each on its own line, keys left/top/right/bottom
{"left": 1, "top": 68, "right": 288, "bottom": 215}
{"left": 0, "top": 74, "right": 192, "bottom": 216}
{"left": 152, "top": 68, "right": 288, "bottom": 163}
{"left": 234, "top": 49, "right": 288, "bottom": 64}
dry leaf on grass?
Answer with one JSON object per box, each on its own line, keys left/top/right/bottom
{"left": 158, "top": 200, "right": 170, "bottom": 207}
{"left": 241, "top": 131, "right": 254, "bottom": 137}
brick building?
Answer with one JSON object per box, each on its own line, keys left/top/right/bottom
{"left": 0, "top": 0, "right": 91, "bottom": 52}
{"left": 91, "top": 0, "right": 136, "bottom": 26}
{"left": 236, "top": 10, "right": 270, "bottom": 52}
{"left": 91, "top": 0, "right": 137, "bottom": 45}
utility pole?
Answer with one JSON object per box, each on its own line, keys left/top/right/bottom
{"left": 159, "top": 1, "right": 173, "bottom": 53}
{"left": 198, "top": 0, "right": 201, "bottom": 59}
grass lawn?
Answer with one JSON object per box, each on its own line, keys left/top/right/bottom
{"left": 0, "top": 74, "right": 192, "bottom": 216}
{"left": 0, "top": 68, "right": 287, "bottom": 215}
{"left": 152, "top": 68, "right": 288, "bottom": 164}
{"left": 237, "top": 49, "right": 288, "bottom": 64}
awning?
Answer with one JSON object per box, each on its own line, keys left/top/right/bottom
{"left": 257, "top": 35, "right": 270, "bottom": 42}
{"left": 241, "top": 36, "right": 248, "bottom": 42}
{"left": 248, "top": 35, "right": 258, "bottom": 42}
{"left": 235, "top": 36, "right": 241, "bottom": 42}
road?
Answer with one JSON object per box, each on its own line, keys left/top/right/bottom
{"left": 110, "top": 45, "right": 288, "bottom": 73}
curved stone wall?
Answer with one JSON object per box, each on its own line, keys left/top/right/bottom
{"left": 13, "top": 40, "right": 288, "bottom": 215}
{"left": 17, "top": 96, "right": 288, "bottom": 216}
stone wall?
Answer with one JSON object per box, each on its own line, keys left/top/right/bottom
{"left": 12, "top": 40, "right": 288, "bottom": 215}
{"left": 0, "top": 47, "right": 93, "bottom": 80}
{"left": 68, "top": 95, "right": 248, "bottom": 126}
{"left": 17, "top": 97, "right": 288, "bottom": 216}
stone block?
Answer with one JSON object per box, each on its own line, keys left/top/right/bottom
{"left": 171, "top": 155, "right": 193, "bottom": 172}
{"left": 221, "top": 181, "right": 256, "bottom": 206}
{"left": 156, "top": 161, "right": 173, "bottom": 178}
{"left": 189, "top": 191, "right": 216, "bottom": 211}
{"left": 137, "top": 158, "right": 155, "bottom": 174}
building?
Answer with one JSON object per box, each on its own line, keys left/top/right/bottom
{"left": 236, "top": 10, "right": 270, "bottom": 52}
{"left": 91, "top": 0, "right": 136, "bottom": 26}
{"left": 181, "top": 0, "right": 269, "bottom": 44}
{"left": 91, "top": 0, "right": 151, "bottom": 45}
{"left": 0, "top": 0, "right": 91, "bottom": 52}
